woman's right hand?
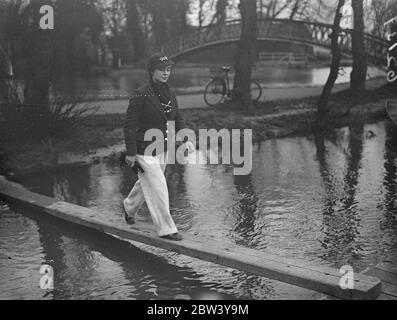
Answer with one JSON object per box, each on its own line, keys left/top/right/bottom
{"left": 125, "top": 155, "right": 136, "bottom": 167}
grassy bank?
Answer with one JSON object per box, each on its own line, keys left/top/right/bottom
{"left": 1, "top": 83, "right": 395, "bottom": 176}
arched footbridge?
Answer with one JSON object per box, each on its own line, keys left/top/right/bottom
{"left": 158, "top": 18, "right": 388, "bottom": 68}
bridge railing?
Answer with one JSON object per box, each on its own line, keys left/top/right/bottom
{"left": 258, "top": 52, "right": 319, "bottom": 65}
{"left": 159, "top": 18, "right": 388, "bottom": 67}
{"left": 161, "top": 20, "right": 242, "bottom": 57}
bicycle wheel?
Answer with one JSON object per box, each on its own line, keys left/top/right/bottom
{"left": 204, "top": 78, "right": 226, "bottom": 106}
{"left": 250, "top": 80, "right": 262, "bottom": 103}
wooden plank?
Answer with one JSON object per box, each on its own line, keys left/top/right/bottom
{"left": 375, "top": 262, "right": 397, "bottom": 275}
{"left": 0, "top": 178, "right": 382, "bottom": 300}
{"left": 376, "top": 293, "right": 397, "bottom": 300}
{"left": 365, "top": 268, "right": 397, "bottom": 286}
{"left": 365, "top": 262, "right": 397, "bottom": 299}
{"left": 380, "top": 282, "right": 397, "bottom": 298}
{"left": 316, "top": 294, "right": 342, "bottom": 300}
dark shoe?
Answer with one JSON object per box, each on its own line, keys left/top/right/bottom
{"left": 160, "top": 233, "right": 183, "bottom": 241}
{"left": 122, "top": 202, "right": 135, "bottom": 225}
{"left": 125, "top": 214, "right": 135, "bottom": 225}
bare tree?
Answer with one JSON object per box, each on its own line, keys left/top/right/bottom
{"left": 288, "top": 0, "right": 309, "bottom": 20}
{"left": 144, "top": 0, "right": 191, "bottom": 47}
{"left": 22, "top": 0, "right": 54, "bottom": 111}
{"left": 232, "top": 0, "right": 257, "bottom": 111}
{"left": 316, "top": 0, "right": 345, "bottom": 126}
{"left": 257, "top": 0, "right": 313, "bottom": 20}
{"left": 126, "top": 0, "right": 146, "bottom": 61}
{"left": 210, "top": 0, "right": 229, "bottom": 24}
{"left": 198, "top": 0, "right": 207, "bottom": 29}
{"left": 0, "top": 45, "right": 22, "bottom": 120}
{"left": 350, "top": 0, "right": 367, "bottom": 94}
{"left": 102, "top": 0, "right": 126, "bottom": 68}
{"left": 55, "top": 0, "right": 104, "bottom": 74}
{"left": 367, "top": 0, "right": 397, "bottom": 37}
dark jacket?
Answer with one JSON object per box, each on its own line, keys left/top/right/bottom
{"left": 124, "top": 83, "right": 187, "bottom": 156}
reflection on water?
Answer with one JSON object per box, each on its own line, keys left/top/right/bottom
{"left": 1, "top": 121, "right": 397, "bottom": 299}
{"left": 0, "top": 204, "right": 236, "bottom": 300}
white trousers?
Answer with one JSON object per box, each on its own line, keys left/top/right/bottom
{"left": 123, "top": 152, "right": 178, "bottom": 236}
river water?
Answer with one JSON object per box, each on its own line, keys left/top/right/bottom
{"left": 1, "top": 120, "right": 396, "bottom": 299}
{"left": 50, "top": 66, "right": 385, "bottom": 99}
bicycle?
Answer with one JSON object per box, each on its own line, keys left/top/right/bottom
{"left": 203, "top": 65, "right": 262, "bottom": 107}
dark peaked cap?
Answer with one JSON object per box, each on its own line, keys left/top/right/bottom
{"left": 147, "top": 53, "right": 175, "bottom": 72}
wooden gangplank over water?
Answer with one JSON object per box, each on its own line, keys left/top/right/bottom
{"left": 365, "top": 260, "right": 397, "bottom": 300}
{"left": 0, "top": 177, "right": 382, "bottom": 300}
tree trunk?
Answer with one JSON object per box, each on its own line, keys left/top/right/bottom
{"left": 0, "top": 45, "right": 21, "bottom": 119}
{"left": 111, "top": 49, "right": 121, "bottom": 69}
{"left": 198, "top": 0, "right": 205, "bottom": 29}
{"left": 149, "top": 0, "right": 168, "bottom": 46}
{"left": 64, "top": 34, "right": 76, "bottom": 75}
{"left": 289, "top": 0, "right": 301, "bottom": 20}
{"left": 316, "top": 0, "right": 345, "bottom": 127}
{"left": 23, "top": 0, "right": 53, "bottom": 114}
{"left": 350, "top": 0, "right": 367, "bottom": 94}
{"left": 232, "top": 0, "right": 257, "bottom": 112}
{"left": 126, "top": 0, "right": 145, "bottom": 61}
{"left": 211, "top": 0, "right": 228, "bottom": 24}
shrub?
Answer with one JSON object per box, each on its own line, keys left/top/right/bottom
{"left": 0, "top": 98, "right": 100, "bottom": 142}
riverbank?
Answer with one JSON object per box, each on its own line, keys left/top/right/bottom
{"left": 1, "top": 83, "right": 396, "bottom": 177}
{"left": 70, "top": 76, "right": 387, "bottom": 113}
{"left": 52, "top": 65, "right": 385, "bottom": 105}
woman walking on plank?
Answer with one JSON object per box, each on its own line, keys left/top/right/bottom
{"left": 123, "top": 53, "right": 194, "bottom": 241}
